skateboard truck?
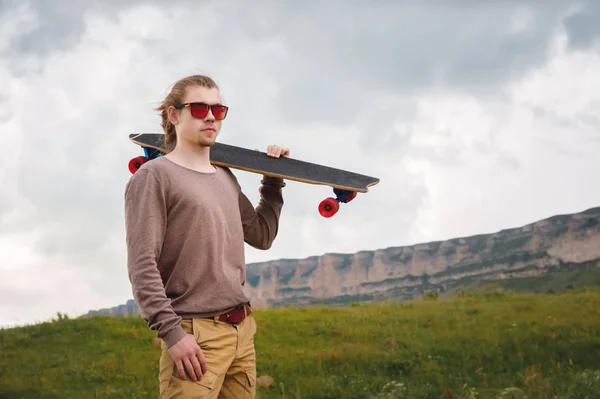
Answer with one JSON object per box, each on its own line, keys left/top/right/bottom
{"left": 318, "top": 188, "right": 357, "bottom": 218}
{"left": 128, "top": 147, "right": 163, "bottom": 174}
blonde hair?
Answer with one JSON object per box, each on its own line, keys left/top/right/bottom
{"left": 155, "top": 74, "right": 219, "bottom": 146}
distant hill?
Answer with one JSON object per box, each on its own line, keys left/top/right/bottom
{"left": 82, "top": 206, "right": 600, "bottom": 318}
{"left": 83, "top": 299, "right": 139, "bottom": 318}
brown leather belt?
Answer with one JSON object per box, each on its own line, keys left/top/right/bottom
{"left": 205, "top": 303, "right": 252, "bottom": 324}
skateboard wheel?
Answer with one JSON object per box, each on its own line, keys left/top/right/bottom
{"left": 128, "top": 156, "right": 148, "bottom": 174}
{"left": 319, "top": 197, "right": 339, "bottom": 218}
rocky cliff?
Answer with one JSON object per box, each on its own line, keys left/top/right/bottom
{"left": 82, "top": 206, "right": 600, "bottom": 317}
{"left": 243, "top": 206, "right": 600, "bottom": 307}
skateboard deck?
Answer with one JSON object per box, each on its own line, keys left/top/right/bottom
{"left": 128, "top": 133, "right": 379, "bottom": 217}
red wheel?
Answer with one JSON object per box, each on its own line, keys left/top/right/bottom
{"left": 345, "top": 191, "right": 358, "bottom": 203}
{"left": 128, "top": 156, "right": 148, "bottom": 174}
{"left": 318, "top": 197, "right": 339, "bottom": 218}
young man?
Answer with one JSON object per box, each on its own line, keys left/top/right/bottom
{"left": 124, "top": 74, "right": 288, "bottom": 398}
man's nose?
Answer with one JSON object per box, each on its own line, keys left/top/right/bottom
{"left": 205, "top": 108, "right": 215, "bottom": 121}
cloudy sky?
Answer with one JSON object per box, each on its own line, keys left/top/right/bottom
{"left": 1, "top": 0, "right": 599, "bottom": 327}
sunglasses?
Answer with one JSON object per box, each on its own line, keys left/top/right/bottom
{"left": 174, "top": 102, "right": 229, "bottom": 120}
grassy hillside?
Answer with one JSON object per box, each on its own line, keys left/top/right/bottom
{"left": 442, "top": 266, "right": 600, "bottom": 298}
{"left": 2, "top": 289, "right": 600, "bottom": 398}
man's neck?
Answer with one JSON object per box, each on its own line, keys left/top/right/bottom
{"left": 165, "top": 140, "right": 216, "bottom": 173}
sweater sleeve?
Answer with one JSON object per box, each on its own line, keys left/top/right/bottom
{"left": 239, "top": 175, "right": 286, "bottom": 250}
{"left": 124, "top": 169, "right": 187, "bottom": 348}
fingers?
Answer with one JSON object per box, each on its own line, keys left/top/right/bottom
{"left": 198, "top": 348, "right": 208, "bottom": 374}
{"left": 184, "top": 344, "right": 206, "bottom": 382}
{"left": 189, "top": 344, "right": 204, "bottom": 380}
{"left": 176, "top": 360, "right": 187, "bottom": 380}
{"left": 183, "top": 357, "right": 198, "bottom": 381}
{"left": 266, "top": 145, "right": 290, "bottom": 158}
{"left": 172, "top": 343, "right": 205, "bottom": 382}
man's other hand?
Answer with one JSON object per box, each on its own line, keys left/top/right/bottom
{"left": 168, "top": 334, "right": 208, "bottom": 381}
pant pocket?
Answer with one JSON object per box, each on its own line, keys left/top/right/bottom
{"left": 171, "top": 362, "right": 217, "bottom": 386}
{"left": 162, "top": 368, "right": 219, "bottom": 398}
{"left": 244, "top": 367, "right": 256, "bottom": 397}
{"left": 170, "top": 366, "right": 219, "bottom": 388}
{"left": 196, "top": 369, "right": 218, "bottom": 389}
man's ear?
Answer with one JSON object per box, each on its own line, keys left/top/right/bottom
{"left": 167, "top": 106, "right": 179, "bottom": 125}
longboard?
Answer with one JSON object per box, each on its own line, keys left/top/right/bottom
{"left": 128, "top": 133, "right": 379, "bottom": 218}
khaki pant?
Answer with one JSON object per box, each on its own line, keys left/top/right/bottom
{"left": 158, "top": 314, "right": 257, "bottom": 398}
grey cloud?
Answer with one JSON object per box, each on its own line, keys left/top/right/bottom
{"left": 12, "top": 136, "right": 135, "bottom": 267}
{"left": 3, "top": 1, "right": 577, "bottom": 121}
{"left": 564, "top": 0, "right": 600, "bottom": 50}
{"left": 1, "top": 0, "right": 155, "bottom": 57}
{"left": 19, "top": 0, "right": 567, "bottom": 125}
{"left": 578, "top": 111, "right": 600, "bottom": 127}
{"left": 0, "top": 255, "right": 131, "bottom": 326}
{"left": 495, "top": 152, "right": 521, "bottom": 172}
{"left": 263, "top": 2, "right": 575, "bottom": 123}
{"left": 0, "top": 284, "right": 50, "bottom": 320}
{"left": 356, "top": 105, "right": 415, "bottom": 159}
{"left": 530, "top": 105, "right": 599, "bottom": 135}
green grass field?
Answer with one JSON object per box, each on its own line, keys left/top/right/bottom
{"left": 1, "top": 288, "right": 600, "bottom": 398}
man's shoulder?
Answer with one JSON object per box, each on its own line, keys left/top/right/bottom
{"left": 216, "top": 165, "right": 241, "bottom": 187}
{"left": 125, "top": 157, "right": 172, "bottom": 190}
{"left": 133, "top": 157, "right": 176, "bottom": 178}
{"left": 217, "top": 165, "right": 234, "bottom": 177}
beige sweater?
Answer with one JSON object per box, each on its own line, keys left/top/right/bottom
{"left": 124, "top": 156, "right": 285, "bottom": 348}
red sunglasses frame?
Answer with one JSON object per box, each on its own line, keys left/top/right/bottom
{"left": 174, "top": 102, "right": 229, "bottom": 120}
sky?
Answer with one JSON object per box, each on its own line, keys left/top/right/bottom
{"left": 1, "top": 0, "right": 599, "bottom": 327}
